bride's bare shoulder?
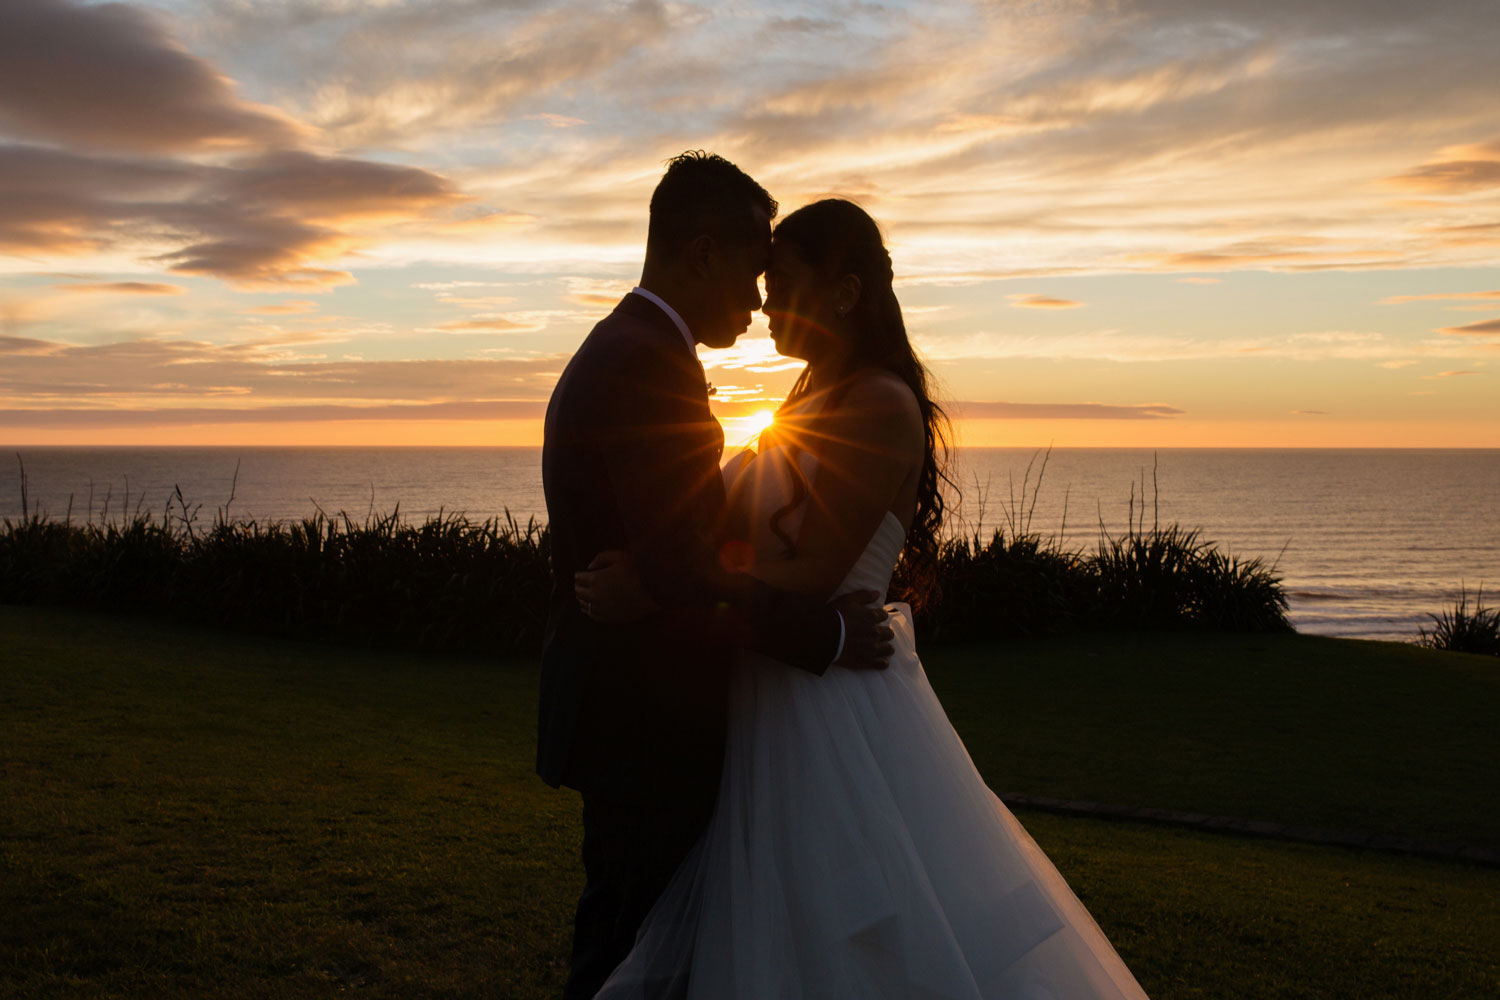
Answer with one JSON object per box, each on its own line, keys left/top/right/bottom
{"left": 839, "top": 370, "right": 921, "bottom": 421}
{"left": 827, "top": 370, "right": 924, "bottom": 455}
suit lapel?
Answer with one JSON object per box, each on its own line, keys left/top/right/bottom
{"left": 615, "top": 293, "right": 694, "bottom": 357}
{"left": 613, "top": 292, "right": 722, "bottom": 447}
{"left": 611, "top": 294, "right": 726, "bottom": 522}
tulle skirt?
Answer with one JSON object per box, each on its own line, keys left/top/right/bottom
{"left": 596, "top": 605, "right": 1150, "bottom": 999}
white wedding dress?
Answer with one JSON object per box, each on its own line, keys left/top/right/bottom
{"left": 596, "top": 446, "right": 1150, "bottom": 999}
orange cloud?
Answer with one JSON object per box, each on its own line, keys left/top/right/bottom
{"left": 952, "top": 401, "right": 1184, "bottom": 420}
{"left": 1007, "top": 294, "right": 1083, "bottom": 309}
{"left": 161, "top": 234, "right": 358, "bottom": 290}
{"left": 54, "top": 281, "right": 185, "bottom": 295}
{"left": 561, "top": 277, "right": 634, "bottom": 309}
{"left": 568, "top": 293, "right": 621, "bottom": 307}
{"left": 1385, "top": 139, "right": 1500, "bottom": 193}
{"left": 0, "top": 335, "right": 64, "bottom": 357}
{"left": 1, "top": 145, "right": 464, "bottom": 289}
{"left": 1151, "top": 239, "right": 1403, "bottom": 272}
{"left": 0, "top": 400, "right": 548, "bottom": 428}
{"left": 1426, "top": 222, "right": 1500, "bottom": 247}
{"left": 1439, "top": 318, "right": 1500, "bottom": 336}
{"left": 249, "top": 301, "right": 319, "bottom": 315}
{"left": 1379, "top": 290, "right": 1500, "bottom": 304}
{"left": 436, "top": 317, "right": 534, "bottom": 333}
{"left": 218, "top": 151, "right": 464, "bottom": 223}
{"left": 0, "top": 145, "right": 192, "bottom": 254}
{"left": 1390, "top": 161, "right": 1500, "bottom": 192}
{"left": 525, "top": 113, "right": 587, "bottom": 128}
{"left": 0, "top": 333, "right": 567, "bottom": 408}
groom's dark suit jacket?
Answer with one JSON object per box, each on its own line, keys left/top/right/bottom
{"left": 538, "top": 293, "right": 841, "bottom": 807}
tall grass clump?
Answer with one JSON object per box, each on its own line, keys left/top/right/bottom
{"left": 1419, "top": 585, "right": 1500, "bottom": 657}
{"left": 892, "top": 451, "right": 1292, "bottom": 641}
{"left": 1088, "top": 469, "right": 1289, "bottom": 633}
{"left": 1, "top": 456, "right": 550, "bottom": 656}
{"left": 894, "top": 451, "right": 1095, "bottom": 637}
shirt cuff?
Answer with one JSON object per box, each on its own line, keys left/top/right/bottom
{"left": 831, "top": 609, "right": 846, "bottom": 665}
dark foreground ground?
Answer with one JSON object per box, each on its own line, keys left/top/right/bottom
{"left": 2, "top": 606, "right": 1497, "bottom": 999}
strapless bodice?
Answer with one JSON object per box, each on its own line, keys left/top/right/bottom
{"left": 840, "top": 510, "right": 905, "bottom": 601}
{"left": 724, "top": 447, "right": 906, "bottom": 603}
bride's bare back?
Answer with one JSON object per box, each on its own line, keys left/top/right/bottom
{"left": 735, "top": 369, "right": 925, "bottom": 602}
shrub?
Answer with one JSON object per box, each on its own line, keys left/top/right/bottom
{"left": 4, "top": 452, "right": 1293, "bottom": 654}
{"left": 1419, "top": 585, "right": 1500, "bottom": 657}
{"left": 889, "top": 451, "right": 1292, "bottom": 640}
{"left": 1, "top": 465, "right": 551, "bottom": 657}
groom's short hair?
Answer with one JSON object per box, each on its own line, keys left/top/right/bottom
{"left": 647, "top": 151, "right": 777, "bottom": 256}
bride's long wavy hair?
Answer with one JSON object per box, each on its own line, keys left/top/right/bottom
{"left": 761, "top": 198, "right": 955, "bottom": 605}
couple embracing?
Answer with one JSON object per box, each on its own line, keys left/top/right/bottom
{"left": 539, "top": 152, "right": 1149, "bottom": 999}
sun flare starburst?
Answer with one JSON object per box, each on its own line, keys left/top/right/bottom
{"left": 746, "top": 409, "right": 776, "bottom": 435}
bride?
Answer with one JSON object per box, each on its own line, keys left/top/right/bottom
{"left": 574, "top": 198, "right": 1150, "bottom": 999}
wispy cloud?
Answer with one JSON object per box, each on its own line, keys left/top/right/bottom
{"left": 1007, "top": 294, "right": 1082, "bottom": 309}
{"left": 434, "top": 316, "right": 538, "bottom": 334}
{"left": 1439, "top": 318, "right": 1500, "bottom": 336}
{"left": 1425, "top": 222, "right": 1500, "bottom": 247}
{"left": 0, "top": 400, "right": 548, "bottom": 428}
{"left": 1379, "top": 290, "right": 1500, "bottom": 304}
{"left": 1145, "top": 238, "right": 1406, "bottom": 273}
{"left": 54, "top": 281, "right": 184, "bottom": 295}
{"left": 248, "top": 300, "right": 319, "bottom": 315}
{"left": 914, "top": 327, "right": 1491, "bottom": 365}
{"left": 0, "top": 332, "right": 567, "bottom": 412}
{"left": 1385, "top": 139, "right": 1500, "bottom": 193}
{"left": 951, "top": 401, "right": 1184, "bottom": 420}
{"left": 233, "top": 0, "right": 671, "bottom": 148}
{"left": 525, "top": 113, "right": 588, "bottom": 128}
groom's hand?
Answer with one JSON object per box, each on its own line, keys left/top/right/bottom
{"left": 575, "top": 549, "right": 660, "bottom": 624}
{"left": 831, "top": 590, "right": 893, "bottom": 671}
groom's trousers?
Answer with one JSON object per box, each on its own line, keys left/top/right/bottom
{"left": 563, "top": 794, "right": 713, "bottom": 1000}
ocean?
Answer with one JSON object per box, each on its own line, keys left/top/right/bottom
{"left": 4, "top": 446, "right": 1496, "bottom": 643}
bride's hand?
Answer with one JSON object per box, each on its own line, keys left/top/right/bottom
{"left": 575, "top": 550, "right": 660, "bottom": 624}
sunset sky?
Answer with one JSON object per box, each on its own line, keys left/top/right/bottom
{"left": 2, "top": 0, "right": 1497, "bottom": 448}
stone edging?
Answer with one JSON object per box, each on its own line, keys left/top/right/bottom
{"left": 998, "top": 793, "right": 1500, "bottom": 868}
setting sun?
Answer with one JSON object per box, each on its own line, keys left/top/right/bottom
{"left": 747, "top": 410, "right": 776, "bottom": 435}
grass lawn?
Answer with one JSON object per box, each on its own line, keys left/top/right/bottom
{"left": 2, "top": 606, "right": 1498, "bottom": 999}
{"left": 929, "top": 631, "right": 1500, "bottom": 850}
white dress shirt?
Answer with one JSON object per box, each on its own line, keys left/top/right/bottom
{"left": 630, "top": 286, "right": 696, "bottom": 357}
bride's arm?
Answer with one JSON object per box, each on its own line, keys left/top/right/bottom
{"left": 751, "top": 375, "right": 924, "bottom": 602}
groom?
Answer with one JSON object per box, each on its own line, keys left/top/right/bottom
{"left": 538, "top": 151, "right": 892, "bottom": 998}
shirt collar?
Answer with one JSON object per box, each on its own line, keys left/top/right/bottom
{"left": 630, "top": 285, "right": 696, "bottom": 357}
